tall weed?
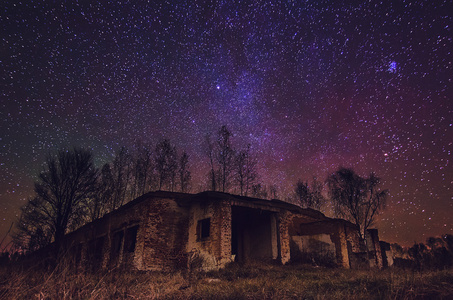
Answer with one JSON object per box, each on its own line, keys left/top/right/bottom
{"left": 1, "top": 261, "right": 452, "bottom": 299}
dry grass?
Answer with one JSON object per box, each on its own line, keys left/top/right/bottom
{"left": 1, "top": 262, "right": 452, "bottom": 299}
{"left": 0, "top": 263, "right": 188, "bottom": 299}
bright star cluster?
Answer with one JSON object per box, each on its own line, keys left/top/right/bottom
{"left": 1, "top": 1, "right": 452, "bottom": 246}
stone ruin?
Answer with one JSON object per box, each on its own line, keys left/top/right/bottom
{"left": 39, "top": 191, "right": 390, "bottom": 271}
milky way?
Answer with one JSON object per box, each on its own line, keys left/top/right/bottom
{"left": 1, "top": 1, "right": 452, "bottom": 246}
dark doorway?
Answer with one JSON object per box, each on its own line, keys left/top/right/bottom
{"left": 87, "top": 236, "right": 104, "bottom": 272}
{"left": 122, "top": 225, "right": 139, "bottom": 266}
{"left": 231, "top": 206, "right": 277, "bottom": 262}
{"left": 110, "top": 230, "right": 124, "bottom": 267}
{"left": 124, "top": 225, "right": 139, "bottom": 253}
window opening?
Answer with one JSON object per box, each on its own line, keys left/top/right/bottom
{"left": 124, "top": 226, "right": 139, "bottom": 253}
{"left": 112, "top": 231, "right": 124, "bottom": 256}
{"left": 197, "top": 218, "right": 211, "bottom": 240}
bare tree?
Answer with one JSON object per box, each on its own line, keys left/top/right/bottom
{"left": 326, "top": 167, "right": 388, "bottom": 239}
{"left": 12, "top": 197, "right": 53, "bottom": 253}
{"left": 235, "top": 144, "right": 258, "bottom": 196}
{"left": 89, "top": 163, "right": 114, "bottom": 219}
{"left": 154, "top": 139, "right": 177, "bottom": 191}
{"left": 251, "top": 183, "right": 268, "bottom": 199}
{"left": 132, "top": 143, "right": 154, "bottom": 196}
{"left": 294, "top": 177, "right": 325, "bottom": 210}
{"left": 216, "top": 125, "right": 235, "bottom": 192}
{"left": 111, "top": 147, "right": 133, "bottom": 209}
{"left": 204, "top": 126, "right": 235, "bottom": 193}
{"left": 179, "top": 151, "right": 191, "bottom": 193}
{"left": 13, "top": 148, "right": 98, "bottom": 254}
{"left": 269, "top": 184, "right": 278, "bottom": 199}
{"left": 295, "top": 180, "right": 310, "bottom": 206}
{"left": 205, "top": 134, "right": 217, "bottom": 191}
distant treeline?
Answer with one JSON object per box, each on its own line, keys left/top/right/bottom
{"left": 7, "top": 126, "right": 270, "bottom": 253}
{"left": 8, "top": 125, "right": 388, "bottom": 256}
{"left": 392, "top": 234, "right": 453, "bottom": 270}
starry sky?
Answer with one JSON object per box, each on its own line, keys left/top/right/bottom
{"left": 1, "top": 1, "right": 452, "bottom": 247}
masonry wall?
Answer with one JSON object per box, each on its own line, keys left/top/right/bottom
{"left": 276, "top": 211, "right": 290, "bottom": 265}
{"left": 288, "top": 220, "right": 352, "bottom": 268}
{"left": 187, "top": 199, "right": 232, "bottom": 270}
{"left": 140, "top": 197, "right": 189, "bottom": 271}
{"left": 380, "top": 241, "right": 393, "bottom": 267}
{"left": 61, "top": 193, "right": 190, "bottom": 272}
{"left": 366, "top": 229, "right": 384, "bottom": 269}
{"left": 47, "top": 191, "right": 384, "bottom": 272}
{"left": 291, "top": 234, "right": 337, "bottom": 265}
{"left": 186, "top": 196, "right": 292, "bottom": 270}
{"left": 62, "top": 196, "right": 147, "bottom": 271}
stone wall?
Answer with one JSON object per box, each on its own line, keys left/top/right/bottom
{"left": 380, "top": 241, "right": 393, "bottom": 267}
{"left": 288, "top": 220, "right": 353, "bottom": 268}
{"left": 277, "top": 211, "right": 297, "bottom": 265}
{"left": 366, "top": 229, "right": 384, "bottom": 269}
{"left": 291, "top": 234, "right": 337, "bottom": 265}
{"left": 140, "top": 197, "right": 189, "bottom": 271}
{"left": 62, "top": 195, "right": 146, "bottom": 271}
{"left": 60, "top": 192, "right": 189, "bottom": 272}
{"left": 187, "top": 198, "right": 233, "bottom": 270}
{"left": 33, "top": 191, "right": 386, "bottom": 272}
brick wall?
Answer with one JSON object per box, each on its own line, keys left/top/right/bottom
{"left": 187, "top": 199, "right": 233, "bottom": 270}
{"left": 39, "top": 191, "right": 383, "bottom": 272}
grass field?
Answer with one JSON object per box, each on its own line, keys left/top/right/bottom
{"left": 1, "top": 262, "right": 452, "bottom": 299}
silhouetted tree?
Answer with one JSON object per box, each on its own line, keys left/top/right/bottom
{"left": 234, "top": 144, "right": 258, "bottom": 196}
{"left": 427, "top": 237, "right": 442, "bottom": 250}
{"left": 425, "top": 236, "right": 453, "bottom": 270}
{"left": 408, "top": 243, "right": 428, "bottom": 271}
{"left": 326, "top": 167, "right": 388, "bottom": 239}
{"left": 216, "top": 125, "right": 235, "bottom": 192}
{"left": 205, "top": 134, "right": 217, "bottom": 191}
{"left": 400, "top": 235, "right": 453, "bottom": 271}
{"left": 154, "top": 139, "right": 178, "bottom": 191}
{"left": 13, "top": 148, "right": 98, "bottom": 254}
{"left": 443, "top": 234, "right": 453, "bottom": 253}
{"left": 391, "top": 243, "right": 405, "bottom": 259}
{"left": 13, "top": 197, "right": 53, "bottom": 252}
{"left": 179, "top": 151, "right": 191, "bottom": 193}
{"left": 251, "top": 183, "right": 268, "bottom": 199}
{"left": 269, "top": 184, "right": 278, "bottom": 199}
{"left": 88, "top": 163, "right": 114, "bottom": 220}
{"left": 294, "top": 177, "right": 325, "bottom": 210}
{"left": 111, "top": 147, "right": 133, "bottom": 209}
{"left": 132, "top": 143, "right": 154, "bottom": 197}
{"left": 205, "top": 126, "right": 236, "bottom": 192}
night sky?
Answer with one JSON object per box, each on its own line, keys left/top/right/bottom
{"left": 1, "top": 1, "right": 452, "bottom": 247}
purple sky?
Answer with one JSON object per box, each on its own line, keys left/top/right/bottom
{"left": 1, "top": 1, "right": 452, "bottom": 247}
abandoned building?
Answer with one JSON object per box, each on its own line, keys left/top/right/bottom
{"left": 51, "top": 191, "right": 389, "bottom": 271}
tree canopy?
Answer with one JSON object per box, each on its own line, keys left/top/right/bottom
{"left": 13, "top": 139, "right": 194, "bottom": 254}
{"left": 326, "top": 167, "right": 388, "bottom": 239}
{"left": 294, "top": 177, "right": 325, "bottom": 210}
{"left": 13, "top": 147, "right": 98, "bottom": 254}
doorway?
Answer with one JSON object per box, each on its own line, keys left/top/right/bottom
{"left": 231, "top": 206, "right": 278, "bottom": 262}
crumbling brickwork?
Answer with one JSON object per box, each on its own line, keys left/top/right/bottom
{"left": 141, "top": 197, "right": 189, "bottom": 270}
{"left": 288, "top": 219, "right": 355, "bottom": 268}
{"left": 187, "top": 198, "right": 233, "bottom": 269}
{"left": 366, "top": 229, "right": 384, "bottom": 269}
{"left": 44, "top": 191, "right": 387, "bottom": 272}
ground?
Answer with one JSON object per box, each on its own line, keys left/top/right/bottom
{"left": 1, "top": 262, "right": 452, "bottom": 299}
